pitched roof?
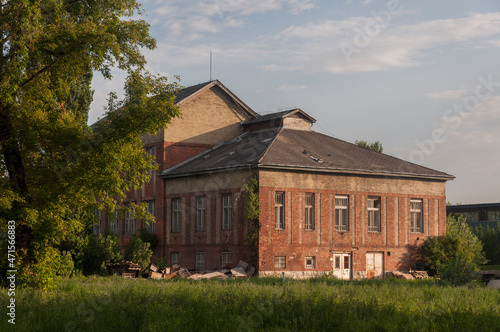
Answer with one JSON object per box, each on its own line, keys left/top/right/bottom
{"left": 160, "top": 127, "right": 454, "bottom": 181}
{"left": 241, "top": 108, "right": 316, "bottom": 126}
{"left": 90, "top": 79, "right": 258, "bottom": 128}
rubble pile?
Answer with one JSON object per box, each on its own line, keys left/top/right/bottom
{"left": 147, "top": 260, "right": 256, "bottom": 280}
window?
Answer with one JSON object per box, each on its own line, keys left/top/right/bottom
{"left": 93, "top": 209, "right": 102, "bottom": 235}
{"left": 145, "top": 146, "right": 154, "bottom": 176}
{"left": 171, "top": 252, "right": 179, "bottom": 267}
{"left": 334, "top": 256, "right": 340, "bottom": 269}
{"left": 410, "top": 199, "right": 423, "bottom": 233}
{"left": 172, "top": 198, "right": 180, "bottom": 233}
{"left": 195, "top": 252, "right": 205, "bottom": 271}
{"left": 107, "top": 211, "right": 118, "bottom": 235}
{"left": 144, "top": 200, "right": 155, "bottom": 233}
{"left": 305, "top": 193, "right": 315, "bottom": 231}
{"left": 221, "top": 252, "right": 231, "bottom": 268}
{"left": 463, "top": 212, "right": 479, "bottom": 222}
{"left": 344, "top": 255, "right": 350, "bottom": 270}
{"left": 305, "top": 256, "right": 316, "bottom": 269}
{"left": 222, "top": 194, "right": 232, "bottom": 231}
{"left": 367, "top": 197, "right": 381, "bottom": 232}
{"left": 196, "top": 196, "right": 206, "bottom": 231}
{"left": 124, "top": 205, "right": 136, "bottom": 235}
{"left": 275, "top": 192, "right": 285, "bottom": 230}
{"left": 488, "top": 211, "right": 500, "bottom": 221}
{"left": 335, "top": 195, "right": 349, "bottom": 231}
{"left": 274, "top": 256, "right": 286, "bottom": 269}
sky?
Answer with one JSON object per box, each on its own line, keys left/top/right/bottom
{"left": 89, "top": 0, "right": 500, "bottom": 205}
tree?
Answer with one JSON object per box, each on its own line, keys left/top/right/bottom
{"left": 355, "top": 140, "right": 383, "bottom": 153}
{"left": 418, "top": 214, "right": 486, "bottom": 284}
{"left": 0, "top": 0, "right": 180, "bottom": 288}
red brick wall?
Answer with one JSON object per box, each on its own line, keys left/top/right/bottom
{"left": 258, "top": 185, "right": 447, "bottom": 277}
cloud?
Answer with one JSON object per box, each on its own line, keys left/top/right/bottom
{"left": 427, "top": 88, "right": 468, "bottom": 100}
{"left": 275, "top": 12, "right": 500, "bottom": 74}
{"left": 278, "top": 83, "right": 308, "bottom": 93}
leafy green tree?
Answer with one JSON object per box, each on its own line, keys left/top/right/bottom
{"left": 355, "top": 140, "right": 383, "bottom": 153}
{"left": 473, "top": 224, "right": 500, "bottom": 265}
{"left": 418, "top": 215, "right": 486, "bottom": 284}
{"left": 0, "top": 0, "right": 180, "bottom": 288}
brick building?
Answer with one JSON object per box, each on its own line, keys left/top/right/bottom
{"left": 96, "top": 80, "right": 455, "bottom": 279}
{"left": 447, "top": 203, "right": 500, "bottom": 228}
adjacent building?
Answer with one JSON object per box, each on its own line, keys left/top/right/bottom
{"left": 95, "top": 80, "right": 455, "bottom": 279}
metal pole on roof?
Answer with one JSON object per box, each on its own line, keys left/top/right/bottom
{"left": 210, "top": 51, "right": 212, "bottom": 82}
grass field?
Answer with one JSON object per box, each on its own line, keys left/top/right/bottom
{"left": 1, "top": 276, "right": 500, "bottom": 331}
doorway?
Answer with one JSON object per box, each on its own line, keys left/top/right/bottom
{"left": 332, "top": 253, "right": 351, "bottom": 280}
{"left": 366, "top": 252, "right": 384, "bottom": 279}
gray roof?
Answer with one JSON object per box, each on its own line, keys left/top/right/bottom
{"left": 242, "top": 108, "right": 316, "bottom": 126}
{"left": 160, "top": 127, "right": 454, "bottom": 180}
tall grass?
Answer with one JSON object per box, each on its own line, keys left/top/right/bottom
{"left": 1, "top": 276, "right": 499, "bottom": 331}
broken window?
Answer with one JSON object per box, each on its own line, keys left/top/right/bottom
{"left": 125, "top": 205, "right": 136, "bottom": 235}
{"left": 93, "top": 209, "right": 102, "bottom": 235}
{"left": 195, "top": 252, "right": 205, "bottom": 271}
{"left": 305, "top": 193, "right": 315, "bottom": 231}
{"left": 221, "top": 252, "right": 231, "bottom": 268}
{"left": 171, "top": 252, "right": 179, "bottom": 266}
{"left": 335, "top": 195, "right": 349, "bottom": 231}
{"left": 274, "top": 256, "right": 286, "bottom": 269}
{"left": 368, "top": 196, "right": 381, "bottom": 232}
{"left": 305, "top": 256, "right": 316, "bottom": 269}
{"left": 222, "top": 194, "right": 232, "bottom": 230}
{"left": 275, "top": 192, "right": 285, "bottom": 230}
{"left": 410, "top": 199, "right": 423, "bottom": 233}
{"left": 144, "top": 200, "right": 156, "bottom": 233}
{"left": 172, "top": 198, "right": 180, "bottom": 233}
{"left": 196, "top": 196, "right": 206, "bottom": 231}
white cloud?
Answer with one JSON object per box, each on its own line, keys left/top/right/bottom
{"left": 278, "top": 83, "right": 308, "bottom": 93}
{"left": 427, "top": 88, "right": 468, "bottom": 100}
{"left": 275, "top": 12, "right": 500, "bottom": 74}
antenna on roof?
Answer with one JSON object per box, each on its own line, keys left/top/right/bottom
{"left": 210, "top": 50, "right": 212, "bottom": 82}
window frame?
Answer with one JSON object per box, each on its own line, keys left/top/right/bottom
{"left": 195, "top": 252, "right": 205, "bottom": 271}
{"left": 367, "top": 196, "right": 381, "bottom": 232}
{"left": 274, "top": 256, "right": 286, "bottom": 269}
{"left": 305, "top": 256, "right": 316, "bottom": 269}
{"left": 222, "top": 194, "right": 232, "bottom": 231}
{"left": 221, "top": 252, "right": 231, "bottom": 268}
{"left": 171, "top": 198, "right": 181, "bottom": 233}
{"left": 124, "top": 205, "right": 136, "bottom": 235}
{"left": 335, "top": 195, "right": 349, "bottom": 232}
{"left": 196, "top": 195, "right": 206, "bottom": 232}
{"left": 305, "top": 193, "right": 315, "bottom": 231}
{"left": 410, "top": 199, "right": 423, "bottom": 233}
{"left": 108, "top": 211, "right": 118, "bottom": 235}
{"left": 275, "top": 192, "right": 285, "bottom": 230}
{"left": 93, "top": 209, "right": 102, "bottom": 235}
{"left": 171, "top": 251, "right": 179, "bottom": 267}
{"left": 144, "top": 200, "right": 156, "bottom": 233}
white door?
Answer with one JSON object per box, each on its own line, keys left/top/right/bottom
{"left": 332, "top": 253, "right": 351, "bottom": 280}
{"left": 366, "top": 252, "right": 384, "bottom": 279}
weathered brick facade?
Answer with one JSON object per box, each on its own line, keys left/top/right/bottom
{"left": 98, "top": 80, "right": 453, "bottom": 279}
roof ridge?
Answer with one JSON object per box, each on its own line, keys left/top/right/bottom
{"left": 287, "top": 128, "right": 454, "bottom": 178}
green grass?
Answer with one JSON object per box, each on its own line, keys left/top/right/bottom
{"left": 1, "top": 276, "right": 500, "bottom": 331}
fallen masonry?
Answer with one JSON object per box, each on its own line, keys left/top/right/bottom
{"left": 146, "top": 260, "right": 255, "bottom": 280}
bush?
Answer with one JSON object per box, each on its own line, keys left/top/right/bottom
{"left": 124, "top": 236, "right": 152, "bottom": 273}
{"left": 418, "top": 215, "right": 486, "bottom": 282}
{"left": 474, "top": 224, "right": 500, "bottom": 265}
{"left": 439, "top": 254, "right": 478, "bottom": 286}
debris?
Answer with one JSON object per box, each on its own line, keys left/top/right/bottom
{"left": 149, "top": 263, "right": 158, "bottom": 272}
{"left": 106, "top": 261, "right": 142, "bottom": 278}
{"left": 487, "top": 280, "right": 500, "bottom": 289}
{"left": 149, "top": 271, "right": 163, "bottom": 279}
{"left": 411, "top": 270, "right": 430, "bottom": 279}
{"left": 246, "top": 266, "right": 256, "bottom": 277}
{"left": 392, "top": 272, "right": 415, "bottom": 280}
{"left": 236, "top": 260, "right": 249, "bottom": 270}
{"left": 231, "top": 267, "right": 248, "bottom": 278}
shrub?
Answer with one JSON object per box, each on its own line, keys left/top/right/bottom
{"left": 124, "top": 236, "right": 152, "bottom": 273}
{"left": 439, "top": 253, "right": 478, "bottom": 286}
